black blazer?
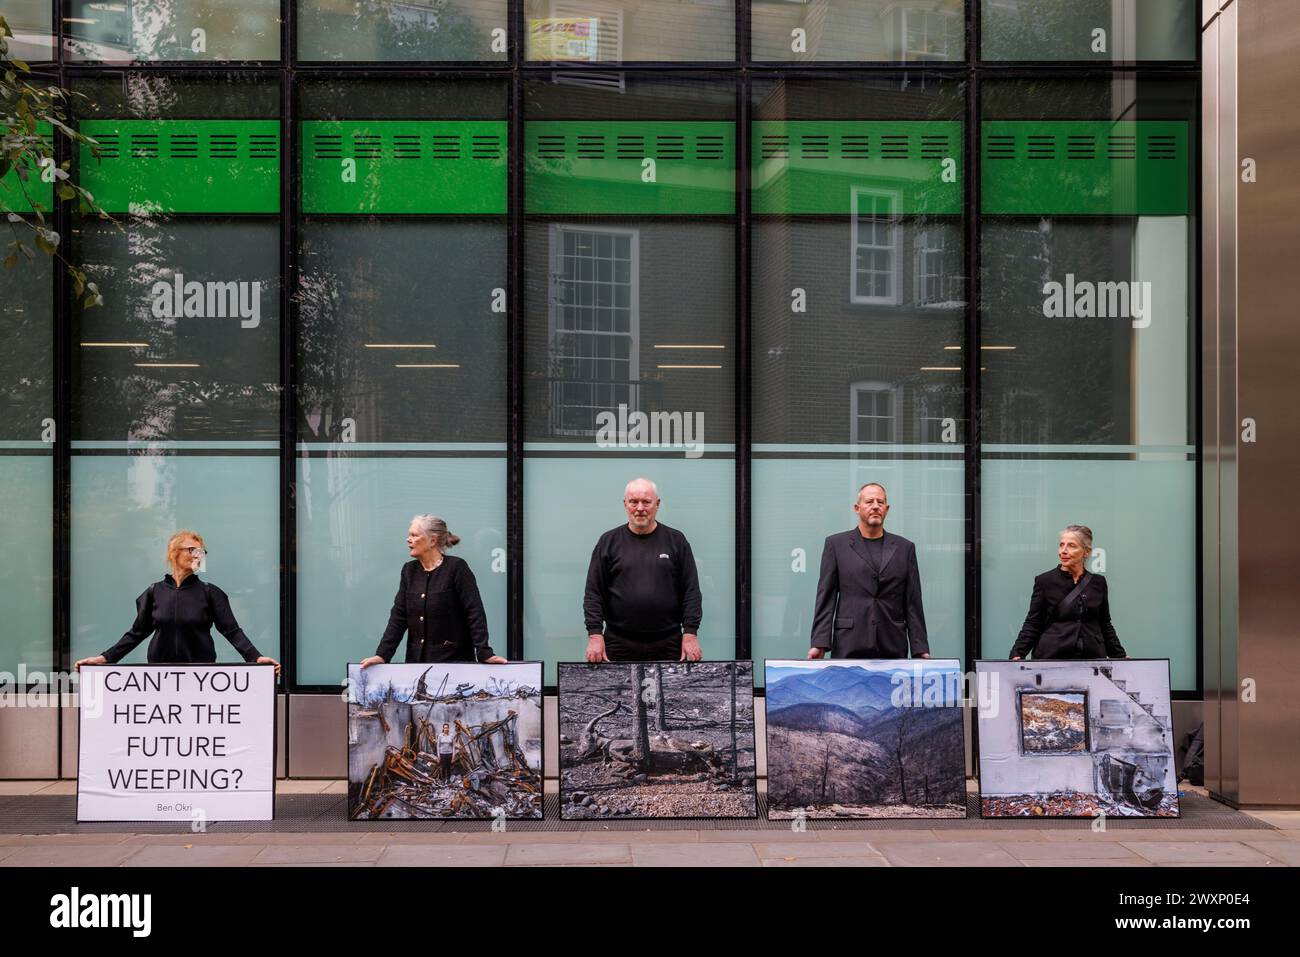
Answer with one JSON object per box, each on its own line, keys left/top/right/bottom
{"left": 102, "top": 574, "right": 262, "bottom": 664}
{"left": 811, "top": 529, "right": 929, "bottom": 659}
{"left": 1010, "top": 567, "right": 1126, "bottom": 660}
{"left": 375, "top": 555, "right": 496, "bottom": 664}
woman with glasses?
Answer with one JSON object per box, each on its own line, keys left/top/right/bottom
{"left": 74, "top": 529, "right": 281, "bottom": 675}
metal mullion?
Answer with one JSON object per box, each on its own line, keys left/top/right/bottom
{"left": 966, "top": 0, "right": 982, "bottom": 775}
{"left": 508, "top": 2, "right": 525, "bottom": 662}
{"left": 53, "top": 0, "right": 71, "bottom": 779}
{"left": 735, "top": 63, "right": 750, "bottom": 664}
{"left": 280, "top": 43, "right": 298, "bottom": 713}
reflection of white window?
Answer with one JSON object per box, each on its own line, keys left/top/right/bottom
{"left": 547, "top": 224, "right": 639, "bottom": 436}
{"left": 883, "top": 3, "right": 963, "bottom": 61}
{"left": 850, "top": 188, "right": 901, "bottom": 305}
{"left": 913, "top": 227, "right": 965, "bottom": 308}
{"left": 917, "top": 386, "right": 959, "bottom": 443}
{"left": 850, "top": 382, "right": 901, "bottom": 444}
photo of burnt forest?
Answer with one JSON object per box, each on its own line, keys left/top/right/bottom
{"left": 765, "top": 660, "right": 967, "bottom": 819}
{"left": 347, "top": 663, "right": 544, "bottom": 820}
{"left": 558, "top": 661, "right": 757, "bottom": 820}
{"left": 1021, "top": 693, "right": 1087, "bottom": 753}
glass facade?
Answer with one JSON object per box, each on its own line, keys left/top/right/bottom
{"left": 0, "top": 3, "right": 1200, "bottom": 693}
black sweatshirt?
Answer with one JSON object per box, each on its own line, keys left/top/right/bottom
{"left": 101, "top": 574, "right": 263, "bottom": 664}
{"left": 583, "top": 523, "right": 703, "bottom": 639}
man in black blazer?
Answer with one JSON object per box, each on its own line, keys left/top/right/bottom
{"left": 809, "top": 483, "right": 930, "bottom": 660}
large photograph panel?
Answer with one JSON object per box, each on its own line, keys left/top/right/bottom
{"left": 764, "top": 659, "right": 966, "bottom": 819}
{"left": 347, "top": 662, "right": 543, "bottom": 820}
{"left": 976, "top": 660, "right": 1179, "bottom": 818}
{"left": 558, "top": 661, "right": 757, "bottom": 820}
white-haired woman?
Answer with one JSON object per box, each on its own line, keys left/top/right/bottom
{"left": 360, "top": 515, "right": 505, "bottom": 668}
{"left": 74, "top": 529, "right": 280, "bottom": 674}
{"left": 1010, "top": 524, "right": 1127, "bottom": 660}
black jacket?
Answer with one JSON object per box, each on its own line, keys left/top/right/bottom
{"left": 375, "top": 555, "right": 496, "bottom": 663}
{"left": 811, "top": 529, "right": 929, "bottom": 658}
{"left": 1010, "top": 567, "right": 1126, "bottom": 660}
{"left": 102, "top": 574, "right": 262, "bottom": 664}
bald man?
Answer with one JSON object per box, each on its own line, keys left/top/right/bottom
{"left": 583, "top": 478, "right": 703, "bottom": 663}
{"left": 809, "top": 482, "right": 930, "bottom": 660}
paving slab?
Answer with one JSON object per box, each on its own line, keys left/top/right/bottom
{"left": 878, "top": 842, "right": 1024, "bottom": 867}
{"left": 251, "top": 844, "right": 385, "bottom": 864}
{"left": 631, "top": 843, "right": 759, "bottom": 867}
{"left": 504, "top": 843, "right": 632, "bottom": 866}
{"left": 123, "top": 844, "right": 264, "bottom": 867}
{"left": 1124, "top": 842, "right": 1277, "bottom": 865}
{"left": 1, "top": 844, "right": 143, "bottom": 866}
{"left": 377, "top": 845, "right": 507, "bottom": 867}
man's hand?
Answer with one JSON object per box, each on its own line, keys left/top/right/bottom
{"left": 74, "top": 655, "right": 107, "bottom": 672}
{"left": 585, "top": 634, "right": 609, "bottom": 663}
{"left": 485, "top": 655, "right": 507, "bottom": 664}
{"left": 806, "top": 647, "right": 826, "bottom": 660}
{"left": 1010, "top": 656, "right": 1022, "bottom": 661}
{"left": 918, "top": 653, "right": 930, "bottom": 659}
{"left": 256, "top": 656, "right": 282, "bottom": 677}
{"left": 359, "top": 655, "right": 385, "bottom": 669}
{"left": 680, "top": 634, "right": 702, "bottom": 662}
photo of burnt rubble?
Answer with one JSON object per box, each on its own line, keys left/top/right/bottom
{"left": 558, "top": 661, "right": 758, "bottom": 820}
{"left": 978, "top": 660, "right": 1181, "bottom": 819}
{"left": 347, "top": 663, "right": 544, "bottom": 820}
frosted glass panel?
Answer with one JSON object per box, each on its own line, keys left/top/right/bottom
{"left": 982, "top": 0, "right": 1197, "bottom": 62}
{"left": 751, "top": 454, "right": 965, "bottom": 683}
{"left": 981, "top": 457, "right": 1196, "bottom": 689}
{"left": 70, "top": 455, "right": 280, "bottom": 663}
{"left": 295, "top": 455, "right": 506, "bottom": 686}
{"left": 0, "top": 458, "right": 53, "bottom": 674}
{"left": 524, "top": 456, "right": 735, "bottom": 684}
{"left": 298, "top": 0, "right": 508, "bottom": 62}
{"left": 66, "top": 1, "right": 281, "bottom": 61}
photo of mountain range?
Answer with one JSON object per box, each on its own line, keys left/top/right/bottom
{"left": 764, "top": 659, "right": 967, "bottom": 820}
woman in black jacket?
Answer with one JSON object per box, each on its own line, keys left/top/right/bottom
{"left": 74, "top": 530, "right": 281, "bottom": 674}
{"left": 359, "top": 515, "right": 505, "bottom": 668}
{"left": 1009, "top": 524, "right": 1127, "bottom": 661}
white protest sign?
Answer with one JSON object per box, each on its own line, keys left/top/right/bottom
{"left": 77, "top": 664, "right": 275, "bottom": 822}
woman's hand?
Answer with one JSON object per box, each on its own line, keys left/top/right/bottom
{"left": 359, "top": 655, "right": 385, "bottom": 669}
{"left": 74, "top": 655, "right": 107, "bottom": 672}
{"left": 1010, "top": 656, "right": 1022, "bottom": 661}
{"left": 256, "top": 656, "right": 282, "bottom": 677}
{"left": 485, "top": 655, "right": 507, "bottom": 664}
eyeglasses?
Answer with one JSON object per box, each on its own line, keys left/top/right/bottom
{"left": 184, "top": 547, "right": 207, "bottom": 557}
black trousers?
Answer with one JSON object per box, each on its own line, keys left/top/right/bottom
{"left": 604, "top": 629, "right": 683, "bottom": 662}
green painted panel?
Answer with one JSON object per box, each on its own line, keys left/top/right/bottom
{"left": 751, "top": 121, "right": 963, "bottom": 215}
{"left": 0, "top": 123, "right": 54, "bottom": 215}
{"left": 301, "top": 120, "right": 507, "bottom": 215}
{"left": 526, "top": 121, "right": 735, "bottom": 215}
{"left": 982, "top": 120, "right": 1189, "bottom": 215}
{"left": 78, "top": 119, "right": 281, "bottom": 214}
